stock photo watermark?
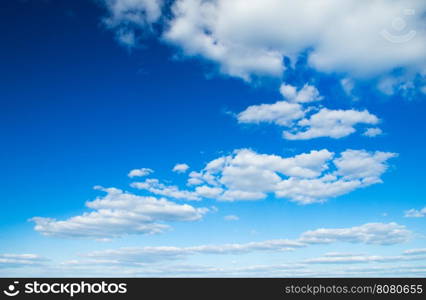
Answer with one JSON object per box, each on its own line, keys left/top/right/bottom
{"left": 2, "top": 281, "right": 127, "bottom": 298}
{"left": 381, "top": 9, "right": 417, "bottom": 43}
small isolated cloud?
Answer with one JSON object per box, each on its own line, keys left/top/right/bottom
{"left": 173, "top": 163, "right": 190, "bottom": 173}
{"left": 237, "top": 100, "right": 304, "bottom": 127}
{"left": 128, "top": 168, "right": 153, "bottom": 178}
{"left": 31, "top": 187, "right": 209, "bottom": 239}
{"left": 0, "top": 254, "right": 47, "bottom": 269}
{"left": 341, "top": 78, "right": 355, "bottom": 96}
{"left": 279, "top": 84, "right": 323, "bottom": 103}
{"left": 404, "top": 207, "right": 426, "bottom": 218}
{"left": 224, "top": 215, "right": 239, "bottom": 221}
{"left": 101, "top": 0, "right": 164, "bottom": 47}
{"left": 363, "top": 128, "right": 383, "bottom": 137}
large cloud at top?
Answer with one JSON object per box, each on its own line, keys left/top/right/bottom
{"left": 101, "top": 0, "right": 426, "bottom": 81}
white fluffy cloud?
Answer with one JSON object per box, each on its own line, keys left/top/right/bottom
{"left": 99, "top": 0, "right": 426, "bottom": 81}
{"left": 280, "top": 84, "right": 323, "bottom": 103}
{"left": 173, "top": 163, "right": 190, "bottom": 173}
{"left": 128, "top": 168, "right": 153, "bottom": 178}
{"left": 207, "top": 148, "right": 395, "bottom": 203}
{"left": 31, "top": 186, "right": 209, "bottom": 239}
{"left": 162, "top": 0, "right": 426, "bottom": 80}
{"left": 132, "top": 148, "right": 396, "bottom": 204}
{"left": 333, "top": 150, "right": 397, "bottom": 185}
{"left": 237, "top": 85, "right": 382, "bottom": 140}
{"left": 237, "top": 101, "right": 304, "bottom": 127}
{"left": 284, "top": 108, "right": 380, "bottom": 140}
{"left": 404, "top": 207, "right": 426, "bottom": 218}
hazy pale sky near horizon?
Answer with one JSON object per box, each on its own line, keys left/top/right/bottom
{"left": 1, "top": 0, "right": 426, "bottom": 277}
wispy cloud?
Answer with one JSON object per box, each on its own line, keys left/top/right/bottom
{"left": 404, "top": 207, "right": 426, "bottom": 218}
{"left": 81, "top": 222, "right": 411, "bottom": 264}
{"left": 31, "top": 186, "right": 209, "bottom": 239}
{"left": 0, "top": 254, "right": 47, "bottom": 269}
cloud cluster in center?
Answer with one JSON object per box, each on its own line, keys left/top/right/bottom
{"left": 132, "top": 148, "right": 397, "bottom": 204}
{"left": 237, "top": 83, "right": 381, "bottom": 140}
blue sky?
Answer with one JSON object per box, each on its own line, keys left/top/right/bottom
{"left": 1, "top": 0, "right": 426, "bottom": 277}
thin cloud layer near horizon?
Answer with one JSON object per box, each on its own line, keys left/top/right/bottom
{"left": 0, "top": 0, "right": 425, "bottom": 277}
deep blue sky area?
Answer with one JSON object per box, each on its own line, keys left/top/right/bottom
{"left": 1, "top": 0, "right": 425, "bottom": 277}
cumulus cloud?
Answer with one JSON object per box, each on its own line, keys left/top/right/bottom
{"left": 284, "top": 108, "right": 380, "bottom": 140}
{"left": 173, "top": 163, "right": 190, "bottom": 173}
{"left": 279, "top": 84, "right": 323, "bottom": 103}
{"left": 128, "top": 168, "right": 153, "bottom": 178}
{"left": 0, "top": 254, "right": 47, "bottom": 269}
{"left": 237, "top": 85, "right": 381, "bottom": 140}
{"left": 141, "top": 148, "right": 396, "bottom": 204}
{"left": 162, "top": 0, "right": 426, "bottom": 80}
{"left": 84, "top": 222, "right": 410, "bottom": 264}
{"left": 299, "top": 222, "right": 411, "bottom": 245}
{"left": 194, "top": 185, "right": 223, "bottom": 198}
{"left": 404, "top": 207, "right": 426, "bottom": 218}
{"left": 237, "top": 100, "right": 304, "bottom": 127}
{"left": 98, "top": 1, "right": 426, "bottom": 82}
{"left": 333, "top": 150, "right": 397, "bottom": 185}
{"left": 31, "top": 187, "right": 209, "bottom": 239}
